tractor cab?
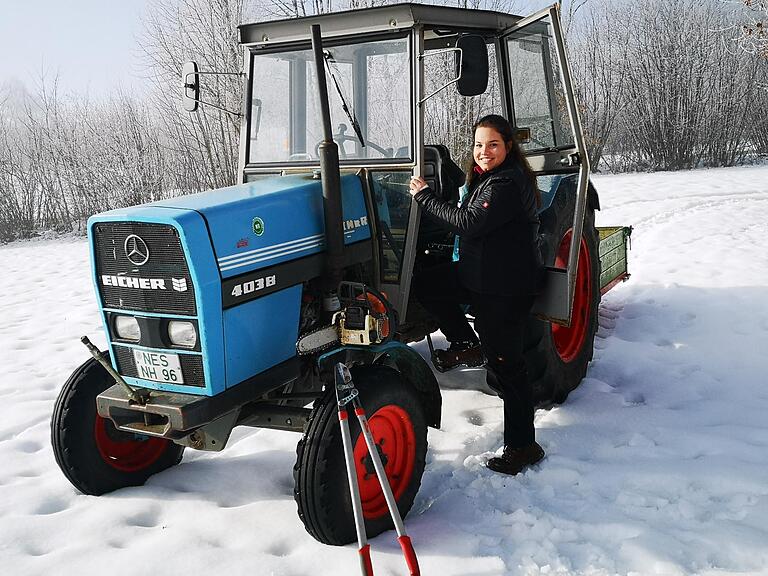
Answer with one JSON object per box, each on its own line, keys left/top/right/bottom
{"left": 227, "top": 3, "right": 593, "bottom": 331}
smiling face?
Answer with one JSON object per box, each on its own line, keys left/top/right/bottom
{"left": 473, "top": 126, "right": 510, "bottom": 172}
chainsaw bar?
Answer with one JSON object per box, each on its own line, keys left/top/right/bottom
{"left": 296, "top": 325, "right": 340, "bottom": 355}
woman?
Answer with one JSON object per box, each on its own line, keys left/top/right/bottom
{"left": 409, "top": 114, "right": 544, "bottom": 476}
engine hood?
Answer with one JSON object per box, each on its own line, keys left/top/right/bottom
{"left": 146, "top": 173, "right": 370, "bottom": 278}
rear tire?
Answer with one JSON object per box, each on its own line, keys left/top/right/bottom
{"left": 51, "top": 356, "right": 185, "bottom": 495}
{"left": 293, "top": 365, "right": 427, "bottom": 545}
{"left": 526, "top": 184, "right": 601, "bottom": 405}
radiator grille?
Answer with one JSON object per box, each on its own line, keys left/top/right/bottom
{"left": 93, "top": 222, "right": 196, "bottom": 315}
{"left": 113, "top": 345, "right": 206, "bottom": 388}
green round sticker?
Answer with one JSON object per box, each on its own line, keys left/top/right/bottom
{"left": 252, "top": 217, "right": 265, "bottom": 236}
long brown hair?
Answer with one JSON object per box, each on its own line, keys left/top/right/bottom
{"left": 464, "top": 114, "right": 540, "bottom": 207}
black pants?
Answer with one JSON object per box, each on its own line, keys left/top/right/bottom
{"left": 414, "top": 262, "right": 535, "bottom": 448}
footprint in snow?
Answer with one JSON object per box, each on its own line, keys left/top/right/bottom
{"left": 15, "top": 440, "right": 43, "bottom": 454}
{"left": 33, "top": 497, "right": 70, "bottom": 516}
{"left": 622, "top": 391, "right": 646, "bottom": 406}
{"left": 266, "top": 541, "right": 293, "bottom": 557}
{"left": 461, "top": 410, "right": 485, "bottom": 426}
{"left": 125, "top": 508, "right": 161, "bottom": 528}
{"left": 678, "top": 312, "right": 697, "bottom": 327}
{"left": 23, "top": 543, "right": 49, "bottom": 557}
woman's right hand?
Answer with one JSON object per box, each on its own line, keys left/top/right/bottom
{"left": 409, "top": 176, "right": 429, "bottom": 197}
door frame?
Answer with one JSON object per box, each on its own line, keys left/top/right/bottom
{"left": 498, "top": 3, "right": 592, "bottom": 326}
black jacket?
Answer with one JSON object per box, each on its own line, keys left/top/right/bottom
{"left": 414, "top": 157, "right": 542, "bottom": 296}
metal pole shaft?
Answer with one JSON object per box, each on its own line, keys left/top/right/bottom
{"left": 335, "top": 363, "right": 373, "bottom": 576}
{"left": 311, "top": 24, "right": 333, "bottom": 142}
{"left": 310, "top": 24, "right": 344, "bottom": 298}
{"left": 339, "top": 411, "right": 371, "bottom": 573}
{"left": 80, "top": 336, "right": 146, "bottom": 405}
{"left": 354, "top": 403, "right": 420, "bottom": 575}
{"left": 354, "top": 406, "right": 406, "bottom": 536}
{"left": 549, "top": 4, "right": 591, "bottom": 322}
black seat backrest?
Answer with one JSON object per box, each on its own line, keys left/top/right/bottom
{"left": 423, "top": 144, "right": 464, "bottom": 203}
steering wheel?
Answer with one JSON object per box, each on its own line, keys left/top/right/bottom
{"left": 314, "top": 123, "right": 393, "bottom": 159}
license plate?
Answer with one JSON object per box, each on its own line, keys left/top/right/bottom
{"left": 132, "top": 349, "right": 185, "bottom": 384}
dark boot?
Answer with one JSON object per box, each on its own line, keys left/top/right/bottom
{"left": 486, "top": 442, "right": 545, "bottom": 476}
{"left": 432, "top": 340, "right": 484, "bottom": 372}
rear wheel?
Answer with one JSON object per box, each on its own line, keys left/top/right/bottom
{"left": 51, "top": 356, "right": 185, "bottom": 495}
{"left": 526, "top": 185, "right": 601, "bottom": 405}
{"left": 293, "top": 365, "right": 427, "bottom": 545}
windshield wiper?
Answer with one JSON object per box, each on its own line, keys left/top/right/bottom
{"left": 323, "top": 50, "right": 366, "bottom": 148}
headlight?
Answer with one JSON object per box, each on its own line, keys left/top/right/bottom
{"left": 168, "top": 321, "right": 197, "bottom": 348}
{"left": 114, "top": 315, "right": 141, "bottom": 342}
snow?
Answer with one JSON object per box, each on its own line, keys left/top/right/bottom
{"left": 2, "top": 165, "right": 768, "bottom": 575}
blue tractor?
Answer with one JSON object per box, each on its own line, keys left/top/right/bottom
{"left": 51, "top": 3, "right": 629, "bottom": 545}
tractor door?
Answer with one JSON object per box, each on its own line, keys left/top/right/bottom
{"left": 498, "top": 4, "right": 591, "bottom": 325}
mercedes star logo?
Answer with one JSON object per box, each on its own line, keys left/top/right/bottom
{"left": 124, "top": 234, "right": 150, "bottom": 266}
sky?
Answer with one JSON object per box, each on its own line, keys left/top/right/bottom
{"left": 1, "top": 164, "right": 767, "bottom": 574}
{"left": 0, "top": 0, "right": 152, "bottom": 98}
{"left": 0, "top": 0, "right": 566, "bottom": 100}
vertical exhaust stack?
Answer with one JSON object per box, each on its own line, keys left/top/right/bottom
{"left": 311, "top": 24, "right": 344, "bottom": 312}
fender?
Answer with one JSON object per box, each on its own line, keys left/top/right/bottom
{"left": 538, "top": 174, "right": 601, "bottom": 214}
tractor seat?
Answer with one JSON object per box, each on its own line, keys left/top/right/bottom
{"left": 416, "top": 145, "right": 465, "bottom": 262}
{"left": 423, "top": 144, "right": 464, "bottom": 203}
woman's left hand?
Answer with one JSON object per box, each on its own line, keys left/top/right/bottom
{"left": 409, "top": 176, "right": 429, "bottom": 197}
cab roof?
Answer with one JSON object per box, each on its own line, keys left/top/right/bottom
{"left": 238, "top": 2, "right": 522, "bottom": 47}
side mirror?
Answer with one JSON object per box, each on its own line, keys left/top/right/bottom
{"left": 515, "top": 127, "right": 531, "bottom": 144}
{"left": 455, "top": 35, "right": 488, "bottom": 97}
{"left": 182, "top": 61, "right": 200, "bottom": 112}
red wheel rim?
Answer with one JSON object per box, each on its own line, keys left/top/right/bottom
{"left": 551, "top": 229, "right": 593, "bottom": 363}
{"left": 353, "top": 405, "right": 416, "bottom": 520}
{"left": 94, "top": 416, "right": 168, "bottom": 473}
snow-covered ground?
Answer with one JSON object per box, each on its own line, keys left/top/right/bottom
{"left": 1, "top": 165, "right": 767, "bottom": 575}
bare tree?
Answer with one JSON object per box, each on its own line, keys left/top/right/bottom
{"left": 0, "top": 72, "right": 173, "bottom": 240}
{"left": 737, "top": 0, "right": 768, "bottom": 60}
{"left": 604, "top": 0, "right": 759, "bottom": 171}
{"left": 139, "top": 0, "right": 248, "bottom": 192}
{"left": 568, "top": 0, "right": 630, "bottom": 170}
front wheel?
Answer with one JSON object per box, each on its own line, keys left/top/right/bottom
{"left": 293, "top": 365, "right": 427, "bottom": 545}
{"left": 51, "top": 356, "right": 185, "bottom": 495}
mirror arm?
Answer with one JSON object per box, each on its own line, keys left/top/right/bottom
{"left": 187, "top": 99, "right": 243, "bottom": 118}
{"left": 417, "top": 47, "right": 462, "bottom": 105}
{"left": 183, "top": 71, "right": 245, "bottom": 117}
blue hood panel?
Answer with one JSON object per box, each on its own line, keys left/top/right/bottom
{"left": 151, "top": 174, "right": 370, "bottom": 278}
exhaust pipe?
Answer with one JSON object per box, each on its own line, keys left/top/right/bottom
{"left": 311, "top": 24, "right": 344, "bottom": 311}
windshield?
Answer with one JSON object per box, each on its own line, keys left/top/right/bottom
{"left": 248, "top": 35, "right": 411, "bottom": 165}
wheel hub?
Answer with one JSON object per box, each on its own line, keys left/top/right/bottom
{"left": 353, "top": 404, "right": 416, "bottom": 519}
{"left": 94, "top": 415, "right": 169, "bottom": 473}
{"left": 361, "top": 443, "right": 389, "bottom": 477}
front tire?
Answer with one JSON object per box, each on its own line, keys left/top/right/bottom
{"left": 293, "top": 365, "right": 427, "bottom": 545}
{"left": 51, "top": 356, "right": 185, "bottom": 495}
{"left": 526, "top": 184, "right": 601, "bottom": 405}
